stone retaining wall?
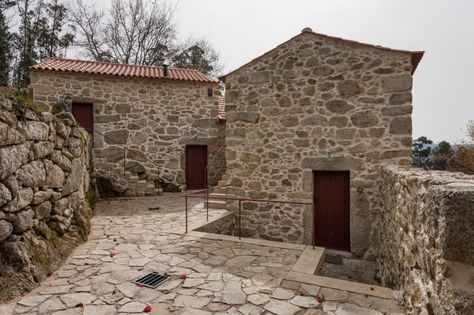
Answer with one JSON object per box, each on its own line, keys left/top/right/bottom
{"left": 223, "top": 29, "right": 414, "bottom": 254}
{"left": 30, "top": 71, "right": 225, "bottom": 192}
{"left": 0, "top": 95, "right": 93, "bottom": 302}
{"left": 374, "top": 165, "right": 474, "bottom": 314}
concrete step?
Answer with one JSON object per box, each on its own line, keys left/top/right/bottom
{"left": 204, "top": 200, "right": 227, "bottom": 209}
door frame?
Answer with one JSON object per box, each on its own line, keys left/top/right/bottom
{"left": 185, "top": 145, "right": 208, "bottom": 190}
{"left": 71, "top": 102, "right": 94, "bottom": 133}
{"left": 313, "top": 170, "right": 351, "bottom": 251}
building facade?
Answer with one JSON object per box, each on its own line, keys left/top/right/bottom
{"left": 30, "top": 59, "right": 225, "bottom": 195}
{"left": 221, "top": 28, "right": 423, "bottom": 256}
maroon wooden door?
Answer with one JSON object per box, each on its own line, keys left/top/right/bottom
{"left": 185, "top": 145, "right": 208, "bottom": 190}
{"left": 71, "top": 103, "right": 93, "bottom": 133}
{"left": 313, "top": 171, "right": 350, "bottom": 251}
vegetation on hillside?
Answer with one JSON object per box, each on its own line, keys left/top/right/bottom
{"left": 413, "top": 120, "right": 474, "bottom": 174}
{"left": 0, "top": 0, "right": 223, "bottom": 87}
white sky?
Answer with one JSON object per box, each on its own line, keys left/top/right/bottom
{"left": 86, "top": 0, "right": 474, "bottom": 143}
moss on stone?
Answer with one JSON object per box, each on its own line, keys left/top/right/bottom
{"left": 51, "top": 103, "right": 63, "bottom": 115}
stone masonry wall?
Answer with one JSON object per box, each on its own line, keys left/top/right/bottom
{"left": 30, "top": 71, "right": 224, "bottom": 193}
{"left": 374, "top": 165, "right": 474, "bottom": 314}
{"left": 224, "top": 29, "right": 414, "bottom": 255}
{"left": 0, "top": 95, "right": 92, "bottom": 302}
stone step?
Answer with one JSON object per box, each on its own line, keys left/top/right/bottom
{"left": 217, "top": 179, "right": 229, "bottom": 186}
{"left": 209, "top": 192, "right": 226, "bottom": 198}
{"left": 204, "top": 200, "right": 227, "bottom": 209}
{"left": 213, "top": 187, "right": 227, "bottom": 194}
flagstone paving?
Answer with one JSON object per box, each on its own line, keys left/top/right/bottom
{"left": 0, "top": 194, "right": 405, "bottom": 314}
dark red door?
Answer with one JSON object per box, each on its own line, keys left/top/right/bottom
{"left": 71, "top": 103, "right": 93, "bottom": 133}
{"left": 185, "top": 145, "right": 208, "bottom": 190}
{"left": 313, "top": 171, "right": 350, "bottom": 251}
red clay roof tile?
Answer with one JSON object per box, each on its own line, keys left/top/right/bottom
{"left": 31, "top": 58, "right": 217, "bottom": 83}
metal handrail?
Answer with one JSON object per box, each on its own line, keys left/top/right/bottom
{"left": 182, "top": 187, "right": 314, "bottom": 246}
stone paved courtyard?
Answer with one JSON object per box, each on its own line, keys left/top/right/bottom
{"left": 0, "top": 194, "right": 405, "bottom": 314}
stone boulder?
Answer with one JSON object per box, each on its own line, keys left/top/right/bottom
{"left": 226, "top": 112, "right": 260, "bottom": 123}
{"left": 17, "top": 121, "right": 49, "bottom": 141}
{"left": 337, "top": 80, "right": 363, "bottom": 98}
{"left": 44, "top": 160, "right": 65, "bottom": 189}
{"left": 325, "top": 99, "right": 354, "bottom": 114}
{"left": 104, "top": 130, "right": 129, "bottom": 145}
{"left": 17, "top": 188, "right": 34, "bottom": 211}
{"left": 0, "top": 220, "right": 13, "bottom": 242}
{"left": 382, "top": 74, "right": 412, "bottom": 93}
{"left": 250, "top": 71, "right": 270, "bottom": 84}
{"left": 13, "top": 209, "right": 35, "bottom": 233}
{"left": 351, "top": 110, "right": 379, "bottom": 128}
{"left": 0, "top": 183, "right": 12, "bottom": 207}
{"left": 16, "top": 161, "right": 47, "bottom": 188}
{"left": 0, "top": 143, "right": 30, "bottom": 180}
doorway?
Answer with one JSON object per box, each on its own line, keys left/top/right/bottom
{"left": 71, "top": 102, "right": 93, "bottom": 133}
{"left": 313, "top": 171, "right": 350, "bottom": 251}
{"left": 185, "top": 145, "right": 208, "bottom": 190}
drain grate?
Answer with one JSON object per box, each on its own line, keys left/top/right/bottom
{"left": 133, "top": 272, "right": 170, "bottom": 289}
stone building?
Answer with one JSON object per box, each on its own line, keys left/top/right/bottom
{"left": 220, "top": 28, "right": 424, "bottom": 256}
{"left": 30, "top": 58, "right": 225, "bottom": 195}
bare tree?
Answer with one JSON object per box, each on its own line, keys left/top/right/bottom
{"left": 172, "top": 37, "right": 223, "bottom": 77}
{"left": 467, "top": 120, "right": 474, "bottom": 142}
{"left": 71, "top": 0, "right": 176, "bottom": 65}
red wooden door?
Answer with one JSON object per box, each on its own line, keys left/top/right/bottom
{"left": 185, "top": 145, "right": 208, "bottom": 190}
{"left": 71, "top": 103, "right": 93, "bottom": 133}
{"left": 313, "top": 171, "right": 350, "bottom": 251}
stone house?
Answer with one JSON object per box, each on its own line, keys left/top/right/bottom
{"left": 30, "top": 58, "right": 225, "bottom": 195}
{"left": 219, "top": 28, "right": 424, "bottom": 256}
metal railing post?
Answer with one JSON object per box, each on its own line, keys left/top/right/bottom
{"left": 206, "top": 188, "right": 209, "bottom": 221}
{"left": 185, "top": 196, "right": 188, "bottom": 234}
{"left": 238, "top": 199, "right": 242, "bottom": 240}
{"left": 123, "top": 147, "right": 126, "bottom": 176}
{"left": 312, "top": 200, "right": 315, "bottom": 249}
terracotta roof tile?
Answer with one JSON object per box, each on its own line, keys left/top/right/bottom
{"left": 31, "top": 57, "right": 217, "bottom": 83}
{"left": 217, "top": 96, "right": 225, "bottom": 120}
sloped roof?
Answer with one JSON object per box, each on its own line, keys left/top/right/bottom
{"left": 31, "top": 58, "right": 216, "bottom": 83}
{"left": 219, "top": 28, "right": 424, "bottom": 81}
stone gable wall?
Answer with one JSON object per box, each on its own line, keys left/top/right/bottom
{"left": 223, "top": 31, "right": 414, "bottom": 255}
{"left": 30, "top": 71, "right": 225, "bottom": 193}
{"left": 0, "top": 95, "right": 92, "bottom": 302}
{"left": 375, "top": 165, "right": 474, "bottom": 314}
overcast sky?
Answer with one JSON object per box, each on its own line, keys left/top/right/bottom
{"left": 87, "top": 0, "right": 474, "bottom": 143}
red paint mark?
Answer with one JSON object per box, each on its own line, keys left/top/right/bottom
{"left": 143, "top": 305, "right": 152, "bottom": 313}
{"left": 179, "top": 274, "right": 188, "bottom": 280}
{"left": 316, "top": 295, "right": 324, "bottom": 303}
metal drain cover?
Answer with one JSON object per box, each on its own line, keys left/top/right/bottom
{"left": 133, "top": 272, "right": 169, "bottom": 289}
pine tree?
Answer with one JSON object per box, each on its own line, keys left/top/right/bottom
{"left": 412, "top": 136, "right": 433, "bottom": 169}
{"left": 0, "top": 0, "right": 16, "bottom": 85}
{"left": 0, "top": 10, "right": 11, "bottom": 85}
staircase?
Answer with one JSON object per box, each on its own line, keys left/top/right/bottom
{"left": 203, "top": 176, "right": 230, "bottom": 209}
{"left": 95, "top": 160, "right": 157, "bottom": 197}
